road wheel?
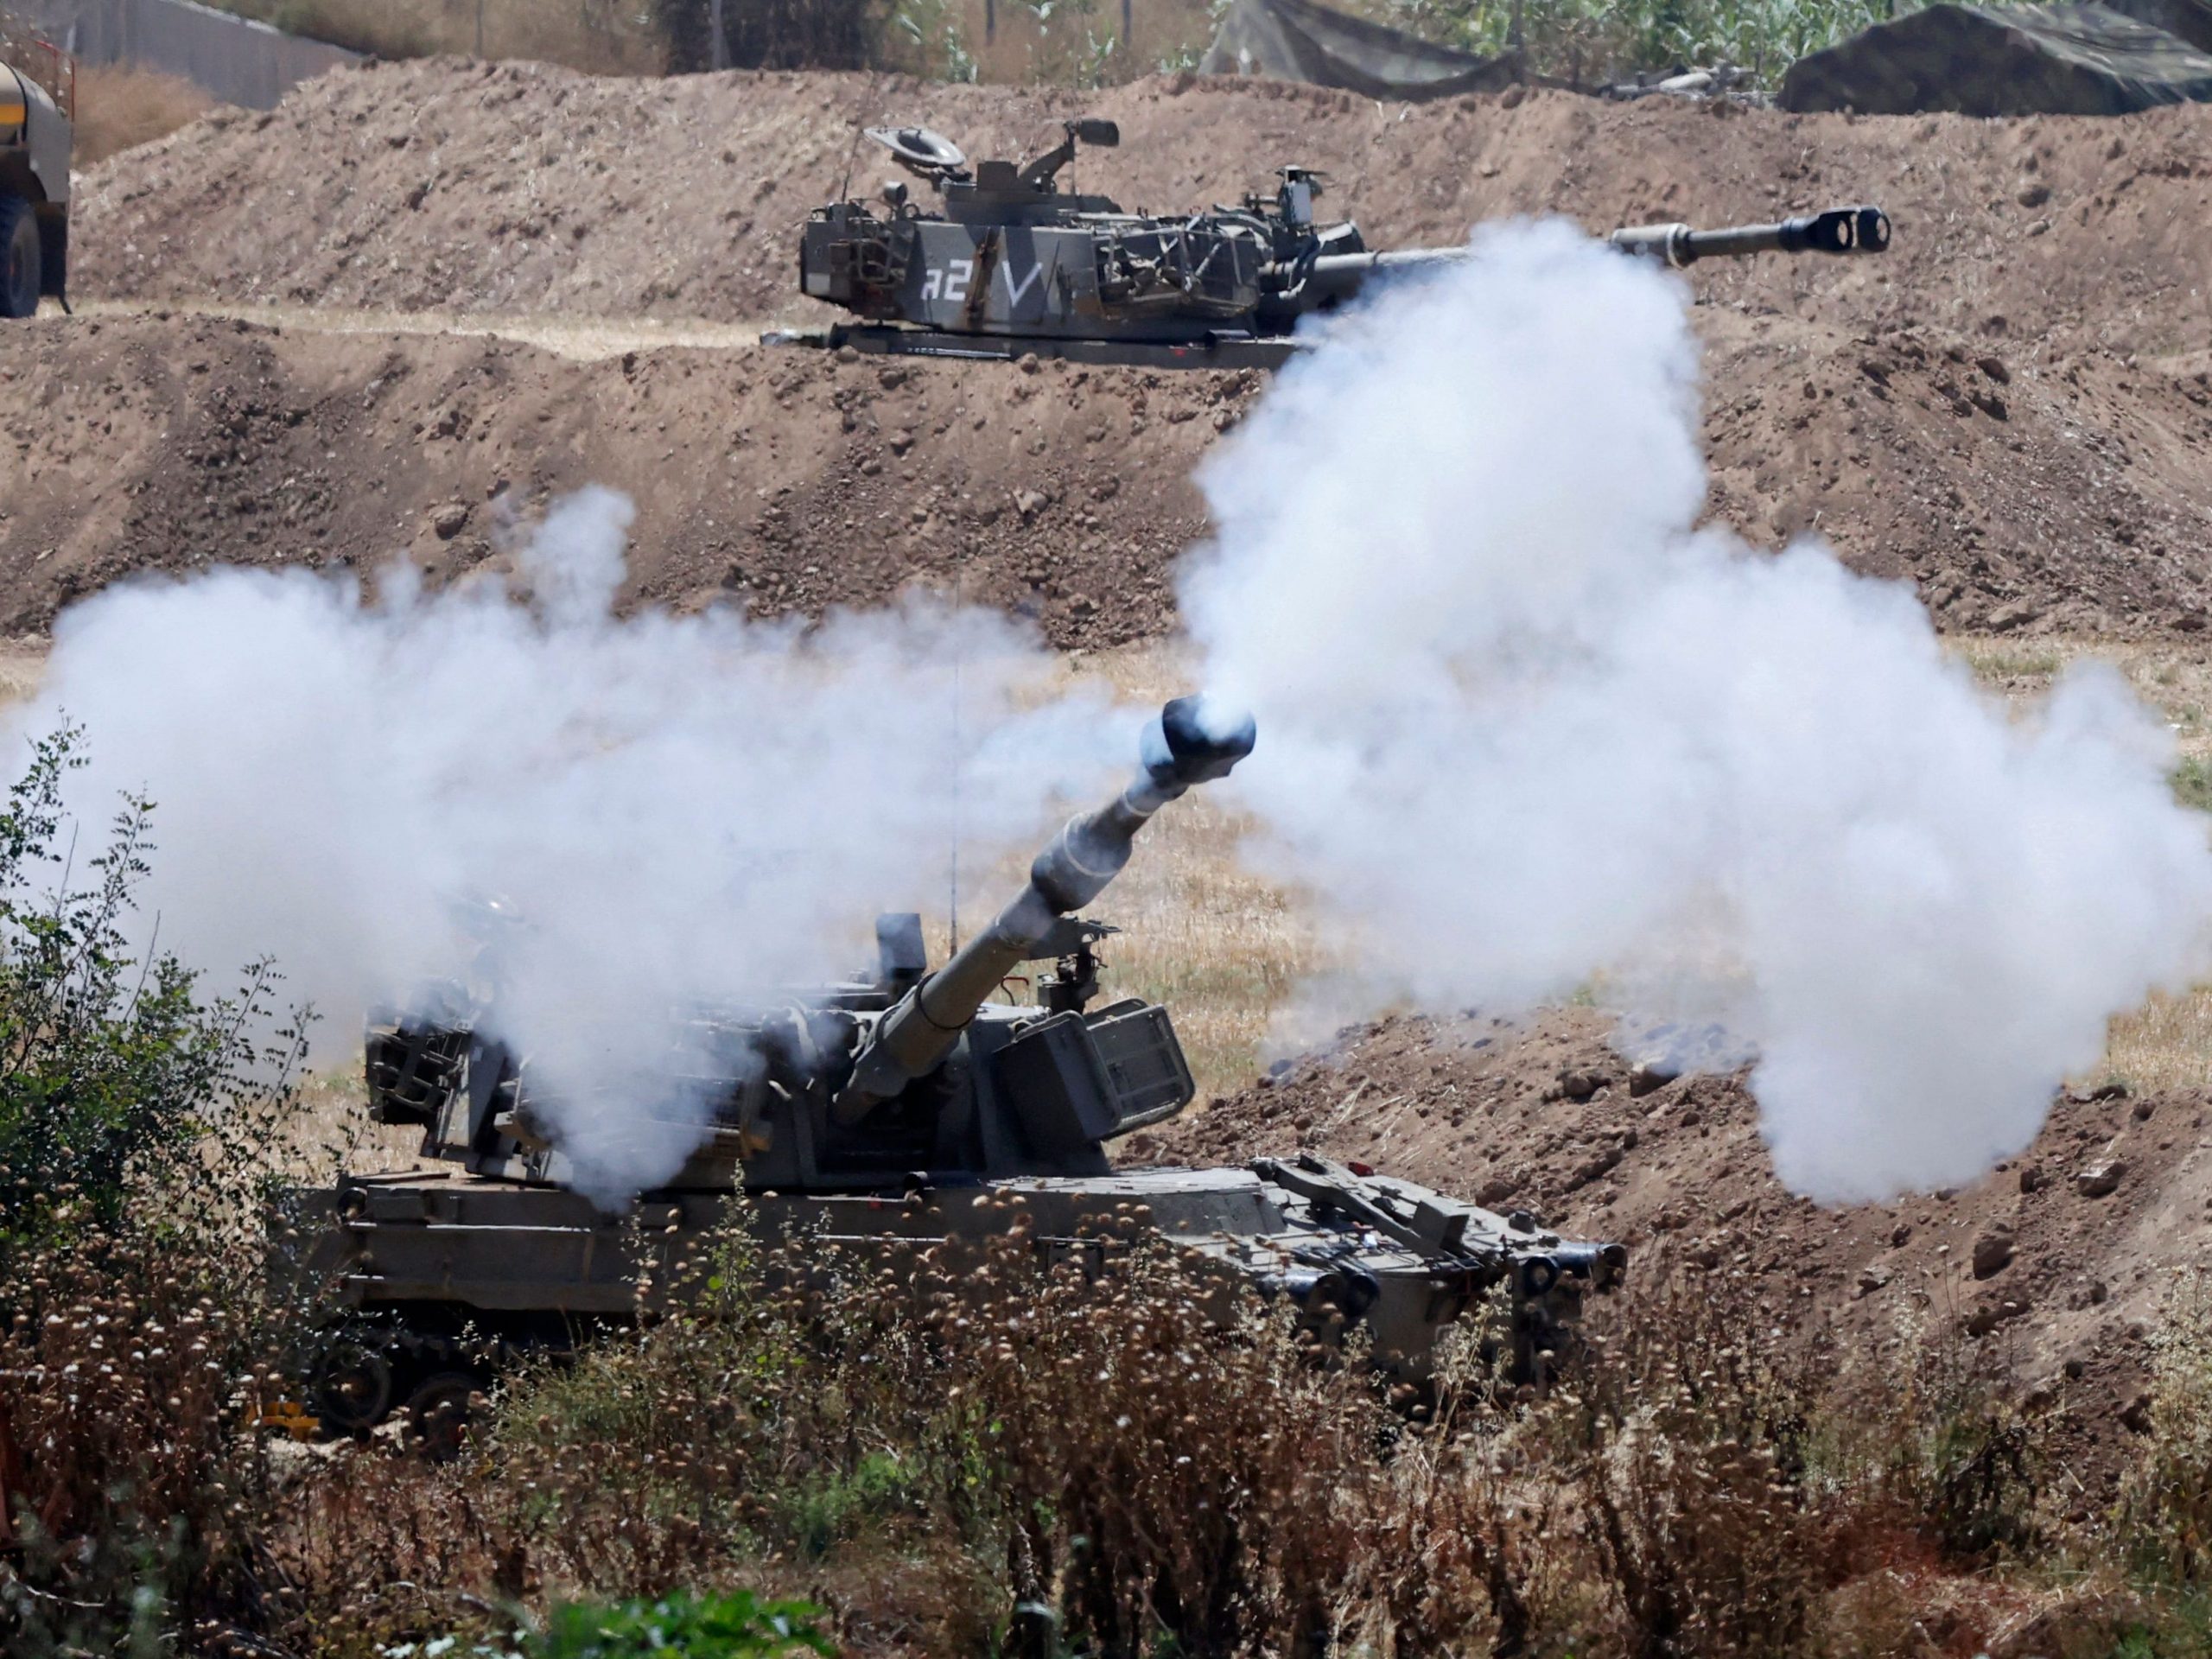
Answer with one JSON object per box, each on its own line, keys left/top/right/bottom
{"left": 404, "top": 1370, "right": 484, "bottom": 1464}
{"left": 0, "top": 198, "right": 38, "bottom": 319}
{"left": 308, "top": 1339, "right": 396, "bottom": 1435}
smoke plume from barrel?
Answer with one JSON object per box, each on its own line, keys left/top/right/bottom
{"left": 1180, "top": 219, "right": 2212, "bottom": 1203}
{"left": 13, "top": 487, "right": 1122, "bottom": 1201}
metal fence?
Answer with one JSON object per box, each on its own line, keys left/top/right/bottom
{"left": 11, "top": 0, "right": 359, "bottom": 108}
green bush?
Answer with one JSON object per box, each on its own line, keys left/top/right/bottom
{"left": 0, "top": 726, "right": 307, "bottom": 1274}
{"left": 537, "top": 1592, "right": 833, "bottom": 1658}
{"left": 1363, "top": 0, "right": 1924, "bottom": 86}
{"left": 0, "top": 728, "right": 309, "bottom": 1659}
{"left": 2171, "top": 755, "right": 2212, "bottom": 812}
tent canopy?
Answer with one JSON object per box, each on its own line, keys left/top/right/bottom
{"left": 1198, "top": 0, "right": 1521, "bottom": 100}
{"left": 1779, "top": 1, "right": 2212, "bottom": 116}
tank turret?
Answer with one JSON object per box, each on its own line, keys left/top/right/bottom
{"left": 775, "top": 118, "right": 1891, "bottom": 369}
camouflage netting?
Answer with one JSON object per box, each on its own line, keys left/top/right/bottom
{"left": 1780, "top": 1, "right": 2212, "bottom": 116}
{"left": 1198, "top": 0, "right": 1522, "bottom": 99}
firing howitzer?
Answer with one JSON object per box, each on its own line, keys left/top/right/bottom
{"left": 312, "top": 690, "right": 1632, "bottom": 1434}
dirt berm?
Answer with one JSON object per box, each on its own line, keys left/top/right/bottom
{"left": 6, "top": 302, "right": 2209, "bottom": 639}
{"left": 5, "top": 298, "right": 2209, "bottom": 639}
{"left": 9, "top": 60, "right": 2211, "bottom": 639}
{"left": 1153, "top": 1007, "right": 2212, "bottom": 1504}
{"left": 76, "top": 58, "right": 2212, "bottom": 355}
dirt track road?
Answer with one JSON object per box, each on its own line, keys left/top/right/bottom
{"left": 73, "top": 296, "right": 774, "bottom": 360}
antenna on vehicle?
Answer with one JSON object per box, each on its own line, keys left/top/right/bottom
{"left": 836, "top": 70, "right": 887, "bottom": 202}
{"left": 949, "top": 542, "right": 967, "bottom": 954}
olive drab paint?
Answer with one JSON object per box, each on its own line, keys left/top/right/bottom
{"left": 289, "top": 699, "right": 1625, "bottom": 1442}
{"left": 776, "top": 118, "right": 1891, "bottom": 370}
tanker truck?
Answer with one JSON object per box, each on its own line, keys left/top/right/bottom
{"left": 0, "top": 26, "right": 69, "bottom": 319}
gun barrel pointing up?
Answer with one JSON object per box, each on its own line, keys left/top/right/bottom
{"left": 831, "top": 697, "right": 1257, "bottom": 1124}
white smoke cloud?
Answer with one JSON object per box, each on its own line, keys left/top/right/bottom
{"left": 1182, "top": 219, "right": 2212, "bottom": 1204}
{"left": 16, "top": 486, "right": 1124, "bottom": 1201}
{"left": 20, "top": 224, "right": 2209, "bottom": 1212}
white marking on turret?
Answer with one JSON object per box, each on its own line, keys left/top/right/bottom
{"left": 1001, "top": 260, "right": 1046, "bottom": 307}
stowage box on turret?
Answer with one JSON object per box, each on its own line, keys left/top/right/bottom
{"left": 772, "top": 119, "right": 1891, "bottom": 369}
{"left": 294, "top": 699, "right": 1624, "bottom": 1444}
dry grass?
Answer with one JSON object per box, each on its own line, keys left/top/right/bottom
{"left": 1039, "top": 641, "right": 1321, "bottom": 1099}
{"left": 1950, "top": 633, "right": 2212, "bottom": 1095}
{"left": 1062, "top": 632, "right": 2212, "bottom": 1106}
{"left": 73, "top": 64, "right": 218, "bottom": 167}
{"left": 911, "top": 0, "right": 1219, "bottom": 82}
{"left": 207, "top": 0, "right": 665, "bottom": 73}
{"left": 211, "top": 0, "right": 1218, "bottom": 86}
{"left": 0, "top": 639, "right": 45, "bottom": 702}
{"left": 1953, "top": 632, "right": 2212, "bottom": 770}
{"left": 22, "top": 1198, "right": 2180, "bottom": 1657}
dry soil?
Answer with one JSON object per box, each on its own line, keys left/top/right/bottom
{"left": 9, "top": 59, "right": 2206, "bottom": 639}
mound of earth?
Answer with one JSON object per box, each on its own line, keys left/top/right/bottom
{"left": 0, "top": 312, "right": 1242, "bottom": 640}
{"left": 44, "top": 57, "right": 2212, "bottom": 637}
{"left": 3, "top": 301, "right": 2209, "bottom": 639}
{"left": 1151, "top": 1007, "right": 2212, "bottom": 1500}
{"left": 76, "top": 57, "right": 2212, "bottom": 359}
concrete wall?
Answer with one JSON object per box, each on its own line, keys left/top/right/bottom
{"left": 16, "top": 0, "right": 359, "bottom": 108}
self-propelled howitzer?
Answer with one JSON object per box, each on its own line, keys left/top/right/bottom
{"left": 292, "top": 698, "right": 1624, "bottom": 1446}
{"left": 777, "top": 118, "right": 1891, "bottom": 369}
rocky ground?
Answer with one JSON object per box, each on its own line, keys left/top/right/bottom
{"left": 2, "top": 59, "right": 2203, "bottom": 638}
{"left": 1152, "top": 1007, "right": 2209, "bottom": 1500}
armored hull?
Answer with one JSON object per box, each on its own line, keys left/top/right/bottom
{"left": 308, "top": 1153, "right": 1618, "bottom": 1430}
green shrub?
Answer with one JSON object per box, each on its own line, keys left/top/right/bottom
{"left": 0, "top": 728, "right": 310, "bottom": 1659}
{"left": 2171, "top": 755, "right": 2212, "bottom": 813}
{"left": 1358, "top": 0, "right": 1925, "bottom": 86}
{"left": 537, "top": 1592, "right": 833, "bottom": 1658}
{"left": 0, "top": 728, "right": 302, "bottom": 1271}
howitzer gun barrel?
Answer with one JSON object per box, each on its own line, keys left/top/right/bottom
{"left": 1268, "top": 206, "right": 1889, "bottom": 309}
{"left": 1608, "top": 205, "right": 1891, "bottom": 266}
{"left": 1268, "top": 246, "right": 1467, "bottom": 306}
{"left": 832, "top": 696, "right": 1256, "bottom": 1123}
